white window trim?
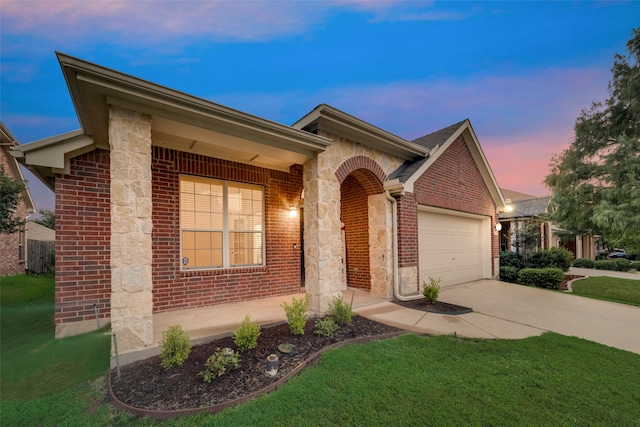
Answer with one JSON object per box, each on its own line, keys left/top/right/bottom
{"left": 180, "top": 175, "right": 265, "bottom": 271}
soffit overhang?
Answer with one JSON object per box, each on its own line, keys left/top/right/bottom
{"left": 17, "top": 52, "right": 332, "bottom": 176}
{"left": 293, "top": 104, "right": 429, "bottom": 161}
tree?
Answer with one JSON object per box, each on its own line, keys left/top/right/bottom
{"left": 35, "top": 209, "right": 55, "bottom": 230}
{"left": 0, "top": 165, "right": 27, "bottom": 234}
{"left": 545, "top": 28, "right": 640, "bottom": 254}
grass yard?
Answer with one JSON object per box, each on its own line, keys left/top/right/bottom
{"left": 2, "top": 274, "right": 640, "bottom": 426}
{"left": 571, "top": 276, "right": 640, "bottom": 306}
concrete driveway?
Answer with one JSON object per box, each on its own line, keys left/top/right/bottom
{"left": 439, "top": 279, "right": 640, "bottom": 354}
{"left": 355, "top": 279, "right": 640, "bottom": 355}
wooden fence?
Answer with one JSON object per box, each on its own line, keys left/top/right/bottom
{"left": 26, "top": 240, "right": 55, "bottom": 274}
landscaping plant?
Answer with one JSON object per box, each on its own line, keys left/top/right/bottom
{"left": 233, "top": 314, "right": 261, "bottom": 351}
{"left": 422, "top": 276, "right": 441, "bottom": 304}
{"left": 314, "top": 317, "right": 339, "bottom": 337}
{"left": 328, "top": 294, "right": 354, "bottom": 326}
{"left": 159, "top": 324, "right": 192, "bottom": 370}
{"left": 199, "top": 347, "right": 241, "bottom": 383}
{"left": 517, "top": 267, "right": 564, "bottom": 289}
{"left": 281, "top": 293, "right": 310, "bottom": 335}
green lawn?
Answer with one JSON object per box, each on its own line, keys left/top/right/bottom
{"left": 2, "top": 274, "right": 640, "bottom": 426}
{"left": 571, "top": 276, "right": 640, "bottom": 306}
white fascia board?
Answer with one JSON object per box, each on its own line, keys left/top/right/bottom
{"left": 58, "top": 52, "right": 331, "bottom": 154}
{"left": 13, "top": 130, "right": 94, "bottom": 172}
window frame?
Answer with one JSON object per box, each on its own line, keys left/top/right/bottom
{"left": 179, "top": 174, "right": 265, "bottom": 271}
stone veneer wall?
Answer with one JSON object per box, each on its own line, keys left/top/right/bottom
{"left": 109, "top": 105, "right": 154, "bottom": 352}
{"left": 303, "top": 131, "right": 404, "bottom": 312}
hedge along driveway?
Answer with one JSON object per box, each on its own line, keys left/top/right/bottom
{"left": 438, "top": 279, "right": 640, "bottom": 354}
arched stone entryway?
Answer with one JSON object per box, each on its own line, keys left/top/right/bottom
{"left": 335, "top": 156, "right": 393, "bottom": 298}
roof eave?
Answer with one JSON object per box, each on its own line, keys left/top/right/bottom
{"left": 293, "top": 104, "right": 429, "bottom": 161}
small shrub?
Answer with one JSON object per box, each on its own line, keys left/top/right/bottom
{"left": 422, "top": 276, "right": 441, "bottom": 304}
{"left": 314, "top": 317, "right": 339, "bottom": 337}
{"left": 233, "top": 315, "right": 261, "bottom": 352}
{"left": 573, "top": 258, "right": 596, "bottom": 269}
{"left": 547, "top": 247, "right": 574, "bottom": 271}
{"left": 529, "top": 251, "right": 553, "bottom": 269}
{"left": 281, "top": 294, "right": 310, "bottom": 335}
{"left": 595, "top": 260, "right": 617, "bottom": 271}
{"left": 328, "top": 294, "right": 354, "bottom": 326}
{"left": 614, "top": 259, "right": 632, "bottom": 272}
{"left": 518, "top": 268, "right": 564, "bottom": 289}
{"left": 160, "top": 324, "right": 192, "bottom": 370}
{"left": 500, "top": 251, "right": 523, "bottom": 269}
{"left": 631, "top": 261, "right": 640, "bottom": 271}
{"left": 199, "top": 347, "right": 241, "bottom": 383}
{"left": 500, "top": 266, "right": 519, "bottom": 283}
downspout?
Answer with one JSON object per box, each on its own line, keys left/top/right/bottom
{"left": 384, "top": 185, "right": 422, "bottom": 301}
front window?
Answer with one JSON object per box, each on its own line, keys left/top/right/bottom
{"left": 180, "top": 175, "right": 264, "bottom": 270}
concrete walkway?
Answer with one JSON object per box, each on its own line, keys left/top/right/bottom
{"left": 356, "top": 279, "right": 640, "bottom": 355}
{"left": 118, "top": 276, "right": 640, "bottom": 366}
{"left": 569, "top": 266, "right": 640, "bottom": 280}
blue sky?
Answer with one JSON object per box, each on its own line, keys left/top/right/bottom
{"left": 1, "top": 1, "right": 638, "bottom": 212}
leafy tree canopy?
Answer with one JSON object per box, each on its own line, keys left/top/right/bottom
{"left": 0, "top": 165, "right": 27, "bottom": 234}
{"left": 545, "top": 28, "right": 640, "bottom": 254}
{"left": 34, "top": 209, "right": 55, "bottom": 230}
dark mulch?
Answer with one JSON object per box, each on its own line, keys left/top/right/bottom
{"left": 561, "top": 274, "right": 585, "bottom": 291}
{"left": 393, "top": 299, "right": 473, "bottom": 314}
{"left": 109, "top": 316, "right": 402, "bottom": 412}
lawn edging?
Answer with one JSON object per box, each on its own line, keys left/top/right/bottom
{"left": 108, "top": 331, "right": 405, "bottom": 420}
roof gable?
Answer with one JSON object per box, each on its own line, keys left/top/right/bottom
{"left": 386, "top": 120, "right": 505, "bottom": 210}
{"left": 1, "top": 122, "right": 36, "bottom": 211}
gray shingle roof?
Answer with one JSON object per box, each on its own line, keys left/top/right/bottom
{"left": 499, "top": 196, "right": 551, "bottom": 219}
{"left": 388, "top": 120, "right": 467, "bottom": 183}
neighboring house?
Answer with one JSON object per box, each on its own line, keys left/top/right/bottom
{"left": 11, "top": 53, "right": 506, "bottom": 356}
{"left": 26, "top": 221, "right": 56, "bottom": 274}
{"left": 498, "top": 188, "right": 596, "bottom": 259}
{"left": 1, "top": 122, "right": 36, "bottom": 276}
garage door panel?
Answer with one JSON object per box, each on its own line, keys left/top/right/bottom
{"left": 418, "top": 210, "right": 487, "bottom": 287}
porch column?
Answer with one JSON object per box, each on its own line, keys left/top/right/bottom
{"left": 368, "top": 193, "right": 393, "bottom": 299}
{"left": 303, "top": 153, "right": 343, "bottom": 312}
{"left": 109, "top": 105, "right": 153, "bottom": 353}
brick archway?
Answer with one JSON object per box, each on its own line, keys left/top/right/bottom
{"left": 335, "top": 156, "right": 387, "bottom": 195}
{"left": 337, "top": 156, "right": 388, "bottom": 292}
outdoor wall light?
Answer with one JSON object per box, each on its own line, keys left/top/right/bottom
{"left": 289, "top": 206, "right": 298, "bottom": 218}
{"left": 495, "top": 223, "right": 503, "bottom": 232}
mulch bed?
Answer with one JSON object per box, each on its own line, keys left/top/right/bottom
{"left": 561, "top": 274, "right": 585, "bottom": 291}
{"left": 109, "top": 316, "right": 403, "bottom": 418}
{"left": 392, "top": 299, "right": 473, "bottom": 314}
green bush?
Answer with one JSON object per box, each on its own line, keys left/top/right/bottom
{"left": 631, "top": 261, "right": 640, "bottom": 271}
{"left": 422, "top": 276, "right": 441, "bottom": 304}
{"left": 529, "top": 247, "right": 573, "bottom": 271}
{"left": 500, "top": 266, "right": 519, "bottom": 283}
{"left": 199, "top": 347, "right": 241, "bottom": 383}
{"left": 328, "top": 294, "right": 354, "bottom": 326}
{"left": 233, "top": 315, "right": 261, "bottom": 352}
{"left": 314, "top": 317, "right": 340, "bottom": 337}
{"left": 518, "top": 268, "right": 565, "bottom": 289}
{"left": 500, "top": 251, "right": 523, "bottom": 269}
{"left": 614, "top": 259, "right": 632, "bottom": 272}
{"left": 573, "top": 258, "right": 596, "bottom": 269}
{"left": 159, "top": 324, "right": 192, "bottom": 370}
{"left": 281, "top": 294, "right": 310, "bottom": 335}
{"left": 595, "top": 260, "right": 617, "bottom": 271}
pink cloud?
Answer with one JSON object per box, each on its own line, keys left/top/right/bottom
{"left": 0, "top": 1, "right": 326, "bottom": 46}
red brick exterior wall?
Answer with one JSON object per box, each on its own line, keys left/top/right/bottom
{"left": 0, "top": 152, "right": 29, "bottom": 276}
{"left": 397, "top": 136, "right": 499, "bottom": 271}
{"left": 340, "top": 175, "right": 371, "bottom": 290}
{"left": 151, "top": 147, "right": 303, "bottom": 313}
{"left": 55, "top": 150, "right": 111, "bottom": 326}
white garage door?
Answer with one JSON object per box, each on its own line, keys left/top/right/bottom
{"left": 418, "top": 209, "right": 490, "bottom": 288}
